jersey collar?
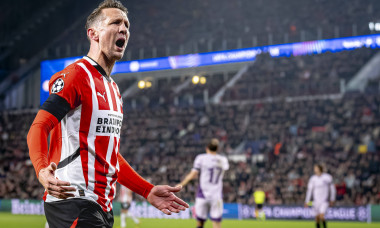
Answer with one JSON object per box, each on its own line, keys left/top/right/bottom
{"left": 83, "top": 56, "right": 111, "bottom": 82}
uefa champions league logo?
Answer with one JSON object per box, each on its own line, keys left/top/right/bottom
{"left": 51, "top": 78, "right": 64, "bottom": 93}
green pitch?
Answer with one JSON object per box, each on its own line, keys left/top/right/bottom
{"left": 0, "top": 213, "right": 378, "bottom": 228}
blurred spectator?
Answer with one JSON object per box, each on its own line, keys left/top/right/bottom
{"left": 0, "top": 92, "right": 379, "bottom": 206}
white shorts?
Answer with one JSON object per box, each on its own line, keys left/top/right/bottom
{"left": 195, "top": 197, "right": 223, "bottom": 222}
{"left": 313, "top": 201, "right": 329, "bottom": 215}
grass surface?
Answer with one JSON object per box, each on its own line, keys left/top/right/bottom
{"left": 0, "top": 213, "right": 378, "bottom": 228}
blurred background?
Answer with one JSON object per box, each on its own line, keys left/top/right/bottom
{"left": 0, "top": 0, "right": 380, "bottom": 227}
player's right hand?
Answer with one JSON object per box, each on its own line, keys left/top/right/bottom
{"left": 38, "top": 162, "right": 76, "bottom": 199}
{"left": 147, "top": 185, "right": 189, "bottom": 215}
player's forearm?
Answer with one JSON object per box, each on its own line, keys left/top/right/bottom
{"left": 27, "top": 110, "right": 58, "bottom": 177}
{"left": 117, "top": 153, "right": 154, "bottom": 199}
{"left": 179, "top": 176, "right": 191, "bottom": 187}
{"left": 180, "top": 171, "right": 197, "bottom": 187}
{"left": 305, "top": 188, "right": 312, "bottom": 203}
{"left": 330, "top": 184, "right": 336, "bottom": 201}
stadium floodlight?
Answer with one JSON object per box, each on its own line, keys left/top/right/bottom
{"left": 146, "top": 81, "right": 152, "bottom": 88}
{"left": 192, "top": 75, "right": 200, "bottom": 84}
{"left": 369, "top": 22, "right": 380, "bottom": 31}
{"left": 200, "top": 76, "right": 206, "bottom": 84}
{"left": 138, "top": 80, "right": 146, "bottom": 89}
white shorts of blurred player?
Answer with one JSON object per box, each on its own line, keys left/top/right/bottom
{"left": 195, "top": 198, "right": 224, "bottom": 222}
{"left": 313, "top": 201, "right": 329, "bottom": 215}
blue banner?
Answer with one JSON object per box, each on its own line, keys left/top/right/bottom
{"left": 40, "top": 34, "right": 380, "bottom": 104}
{"left": 240, "top": 204, "right": 370, "bottom": 222}
{"left": 222, "top": 203, "right": 240, "bottom": 219}
{"left": 4, "top": 199, "right": 372, "bottom": 222}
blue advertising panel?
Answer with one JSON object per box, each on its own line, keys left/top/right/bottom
{"left": 240, "top": 204, "right": 370, "bottom": 222}
{"left": 40, "top": 34, "right": 380, "bottom": 104}
{"left": 4, "top": 199, "right": 373, "bottom": 222}
{"left": 222, "top": 203, "right": 240, "bottom": 219}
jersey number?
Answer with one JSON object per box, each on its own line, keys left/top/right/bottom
{"left": 208, "top": 167, "right": 223, "bottom": 184}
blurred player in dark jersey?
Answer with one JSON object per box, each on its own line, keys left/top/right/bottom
{"left": 27, "top": 1, "right": 188, "bottom": 227}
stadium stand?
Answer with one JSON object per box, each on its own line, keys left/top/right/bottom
{"left": 120, "top": 92, "right": 380, "bottom": 205}
{"left": 125, "top": 72, "right": 236, "bottom": 109}
{"left": 47, "top": 0, "right": 380, "bottom": 62}
{"left": 2, "top": 0, "right": 380, "bottom": 211}
{"left": 1, "top": 93, "right": 379, "bottom": 205}
{"left": 0, "top": 110, "right": 44, "bottom": 199}
{"left": 121, "top": 48, "right": 379, "bottom": 109}
{"left": 2, "top": 0, "right": 380, "bottom": 74}
{"left": 223, "top": 48, "right": 376, "bottom": 101}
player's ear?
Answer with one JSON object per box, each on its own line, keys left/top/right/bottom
{"left": 87, "top": 28, "right": 99, "bottom": 42}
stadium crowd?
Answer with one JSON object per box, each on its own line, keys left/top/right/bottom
{"left": 0, "top": 92, "right": 379, "bottom": 206}
{"left": 81, "top": 0, "right": 380, "bottom": 57}
{"left": 120, "top": 92, "right": 380, "bottom": 206}
{"left": 123, "top": 48, "right": 378, "bottom": 109}
{"left": 0, "top": 110, "right": 43, "bottom": 199}
{"left": 2, "top": 0, "right": 379, "bottom": 94}
{"left": 3, "top": 0, "right": 378, "bottom": 68}
{"left": 224, "top": 48, "right": 376, "bottom": 101}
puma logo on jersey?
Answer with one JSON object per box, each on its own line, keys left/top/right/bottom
{"left": 60, "top": 72, "right": 69, "bottom": 78}
{"left": 97, "top": 91, "right": 106, "bottom": 102}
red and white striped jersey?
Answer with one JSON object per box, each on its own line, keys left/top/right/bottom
{"left": 44, "top": 56, "right": 123, "bottom": 212}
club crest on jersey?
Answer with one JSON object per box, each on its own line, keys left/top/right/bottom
{"left": 51, "top": 78, "right": 64, "bottom": 93}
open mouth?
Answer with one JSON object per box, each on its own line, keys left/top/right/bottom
{"left": 116, "top": 38, "right": 125, "bottom": 48}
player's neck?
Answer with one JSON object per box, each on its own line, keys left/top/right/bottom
{"left": 206, "top": 151, "right": 217, "bottom": 155}
{"left": 87, "top": 50, "right": 115, "bottom": 76}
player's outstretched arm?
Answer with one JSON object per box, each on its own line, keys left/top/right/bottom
{"left": 117, "top": 153, "right": 155, "bottom": 198}
{"left": 177, "top": 170, "right": 198, "bottom": 187}
{"left": 329, "top": 177, "right": 336, "bottom": 206}
{"left": 117, "top": 154, "right": 189, "bottom": 214}
{"left": 304, "top": 178, "right": 313, "bottom": 207}
{"left": 147, "top": 185, "right": 189, "bottom": 215}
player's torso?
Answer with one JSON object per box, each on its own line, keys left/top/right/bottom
{"left": 312, "top": 174, "right": 331, "bottom": 201}
{"left": 198, "top": 154, "right": 226, "bottom": 199}
{"left": 313, "top": 174, "right": 331, "bottom": 188}
{"left": 47, "top": 57, "right": 124, "bottom": 212}
{"left": 254, "top": 191, "right": 265, "bottom": 204}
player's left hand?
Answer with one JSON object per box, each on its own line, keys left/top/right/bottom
{"left": 147, "top": 185, "right": 189, "bottom": 215}
{"left": 329, "top": 201, "right": 335, "bottom": 207}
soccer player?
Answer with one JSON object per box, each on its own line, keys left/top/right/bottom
{"left": 118, "top": 185, "right": 139, "bottom": 228}
{"left": 304, "top": 164, "right": 336, "bottom": 228}
{"left": 178, "top": 139, "right": 229, "bottom": 228}
{"left": 27, "top": 1, "right": 188, "bottom": 227}
{"left": 253, "top": 187, "right": 266, "bottom": 220}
